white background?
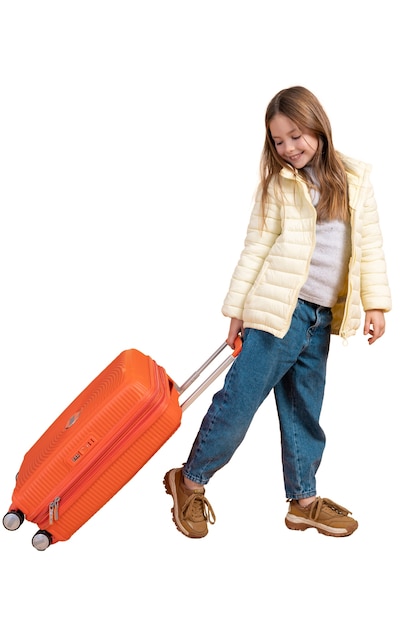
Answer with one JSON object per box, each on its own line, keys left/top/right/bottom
{"left": 0, "top": 1, "right": 414, "bottom": 623}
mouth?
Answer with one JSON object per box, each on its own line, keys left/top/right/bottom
{"left": 287, "top": 152, "right": 303, "bottom": 162}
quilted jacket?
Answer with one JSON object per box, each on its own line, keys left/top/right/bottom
{"left": 221, "top": 155, "right": 392, "bottom": 340}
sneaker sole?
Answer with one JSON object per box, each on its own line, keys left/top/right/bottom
{"left": 163, "top": 471, "right": 207, "bottom": 539}
{"left": 285, "top": 513, "right": 358, "bottom": 537}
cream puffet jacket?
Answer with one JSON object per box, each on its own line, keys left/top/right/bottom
{"left": 222, "top": 155, "right": 392, "bottom": 341}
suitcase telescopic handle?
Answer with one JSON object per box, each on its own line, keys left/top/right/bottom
{"left": 177, "top": 336, "right": 243, "bottom": 411}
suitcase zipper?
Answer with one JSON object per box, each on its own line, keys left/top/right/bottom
{"left": 32, "top": 363, "right": 170, "bottom": 529}
{"left": 49, "top": 497, "right": 61, "bottom": 524}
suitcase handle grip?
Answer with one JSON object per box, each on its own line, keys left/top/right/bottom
{"left": 178, "top": 336, "right": 242, "bottom": 411}
{"left": 231, "top": 335, "right": 243, "bottom": 358}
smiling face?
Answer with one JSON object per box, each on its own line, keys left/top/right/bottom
{"left": 269, "top": 113, "right": 319, "bottom": 169}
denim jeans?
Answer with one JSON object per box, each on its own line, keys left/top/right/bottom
{"left": 183, "top": 299, "right": 333, "bottom": 499}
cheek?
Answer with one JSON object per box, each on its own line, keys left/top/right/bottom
{"left": 310, "top": 137, "right": 320, "bottom": 154}
{"left": 302, "top": 135, "right": 319, "bottom": 154}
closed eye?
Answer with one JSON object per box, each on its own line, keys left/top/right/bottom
{"left": 274, "top": 136, "right": 301, "bottom": 146}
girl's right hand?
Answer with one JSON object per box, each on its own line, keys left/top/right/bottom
{"left": 226, "top": 318, "right": 244, "bottom": 348}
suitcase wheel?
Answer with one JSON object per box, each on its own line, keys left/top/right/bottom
{"left": 3, "top": 510, "right": 24, "bottom": 531}
{"left": 32, "top": 530, "right": 53, "bottom": 551}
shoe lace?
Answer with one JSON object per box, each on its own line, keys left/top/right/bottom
{"left": 310, "top": 497, "right": 352, "bottom": 520}
{"left": 182, "top": 493, "right": 216, "bottom": 525}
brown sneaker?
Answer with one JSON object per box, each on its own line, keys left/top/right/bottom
{"left": 285, "top": 497, "right": 358, "bottom": 537}
{"left": 163, "top": 468, "right": 216, "bottom": 538}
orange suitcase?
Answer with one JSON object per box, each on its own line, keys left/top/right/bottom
{"left": 3, "top": 340, "right": 241, "bottom": 550}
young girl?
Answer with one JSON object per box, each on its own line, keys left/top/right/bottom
{"left": 164, "top": 86, "right": 391, "bottom": 538}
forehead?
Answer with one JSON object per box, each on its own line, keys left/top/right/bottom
{"left": 269, "top": 113, "right": 299, "bottom": 138}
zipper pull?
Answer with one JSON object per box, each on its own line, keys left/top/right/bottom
{"left": 48, "top": 497, "right": 61, "bottom": 525}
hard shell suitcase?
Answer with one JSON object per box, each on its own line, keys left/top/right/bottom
{"left": 3, "top": 339, "right": 241, "bottom": 550}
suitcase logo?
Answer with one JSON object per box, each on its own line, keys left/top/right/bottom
{"left": 65, "top": 411, "right": 81, "bottom": 429}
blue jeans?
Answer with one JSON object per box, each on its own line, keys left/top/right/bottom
{"left": 183, "top": 299, "right": 333, "bottom": 499}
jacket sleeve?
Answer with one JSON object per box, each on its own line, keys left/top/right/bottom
{"left": 358, "top": 169, "right": 392, "bottom": 312}
{"left": 221, "top": 184, "right": 283, "bottom": 320}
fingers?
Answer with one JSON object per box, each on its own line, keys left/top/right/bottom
{"left": 367, "top": 325, "right": 385, "bottom": 345}
{"left": 226, "top": 318, "right": 244, "bottom": 348}
{"left": 364, "top": 310, "right": 386, "bottom": 345}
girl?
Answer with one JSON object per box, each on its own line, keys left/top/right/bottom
{"left": 164, "top": 86, "right": 391, "bottom": 538}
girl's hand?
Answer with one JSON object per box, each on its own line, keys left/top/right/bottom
{"left": 226, "top": 318, "right": 244, "bottom": 348}
{"left": 364, "top": 309, "right": 386, "bottom": 345}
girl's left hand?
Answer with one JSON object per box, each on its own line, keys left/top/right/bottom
{"left": 363, "top": 309, "right": 386, "bottom": 345}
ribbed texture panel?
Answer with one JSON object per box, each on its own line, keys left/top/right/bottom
{"left": 9, "top": 349, "right": 181, "bottom": 539}
{"left": 49, "top": 402, "right": 181, "bottom": 540}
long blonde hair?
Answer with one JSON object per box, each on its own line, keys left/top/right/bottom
{"left": 260, "top": 86, "right": 350, "bottom": 221}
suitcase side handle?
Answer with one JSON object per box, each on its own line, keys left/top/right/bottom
{"left": 178, "top": 336, "right": 242, "bottom": 411}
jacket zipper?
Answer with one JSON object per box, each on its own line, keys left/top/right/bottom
{"left": 339, "top": 208, "right": 357, "bottom": 341}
